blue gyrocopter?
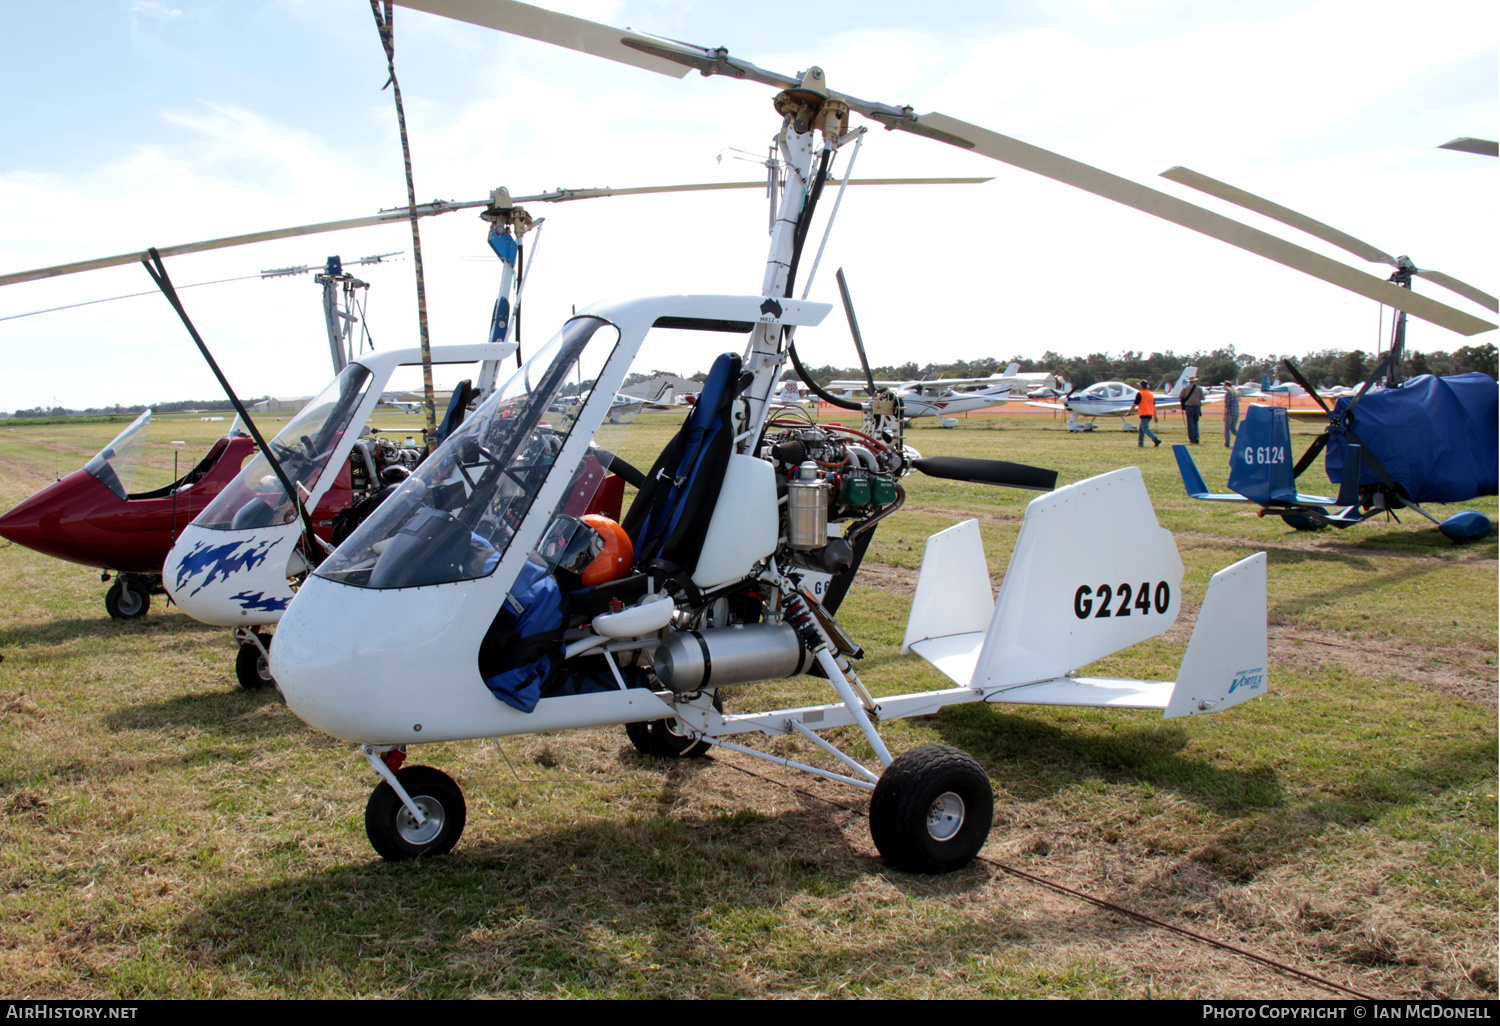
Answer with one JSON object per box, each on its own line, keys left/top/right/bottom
{"left": 1174, "top": 357, "right": 1497, "bottom": 542}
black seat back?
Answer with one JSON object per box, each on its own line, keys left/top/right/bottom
{"left": 622, "top": 353, "right": 744, "bottom": 577}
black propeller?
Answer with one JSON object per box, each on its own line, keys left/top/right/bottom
{"left": 912, "top": 456, "right": 1057, "bottom": 492}
{"left": 835, "top": 267, "right": 877, "bottom": 397}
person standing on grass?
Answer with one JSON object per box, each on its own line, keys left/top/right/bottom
{"left": 1179, "top": 375, "right": 1205, "bottom": 444}
{"left": 1132, "top": 380, "right": 1160, "bottom": 448}
{"left": 1223, "top": 380, "right": 1240, "bottom": 448}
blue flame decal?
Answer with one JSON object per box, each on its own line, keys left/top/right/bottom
{"left": 230, "top": 590, "right": 291, "bottom": 613}
{"left": 174, "top": 538, "right": 283, "bottom": 596}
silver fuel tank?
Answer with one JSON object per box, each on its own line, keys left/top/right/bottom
{"left": 653, "top": 622, "right": 816, "bottom": 693}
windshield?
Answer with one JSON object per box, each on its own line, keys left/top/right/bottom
{"left": 83, "top": 409, "right": 152, "bottom": 500}
{"left": 317, "top": 316, "right": 621, "bottom": 589}
{"left": 195, "top": 363, "right": 373, "bottom": 530}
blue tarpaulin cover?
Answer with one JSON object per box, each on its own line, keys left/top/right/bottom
{"left": 1326, "top": 373, "right": 1499, "bottom": 503}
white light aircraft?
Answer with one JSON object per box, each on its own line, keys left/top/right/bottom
{"left": 1026, "top": 367, "right": 1212, "bottom": 432}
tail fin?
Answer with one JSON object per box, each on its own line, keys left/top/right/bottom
{"left": 1163, "top": 552, "right": 1267, "bottom": 717}
{"left": 1173, "top": 444, "right": 1211, "bottom": 498}
{"left": 1226, "top": 406, "right": 1296, "bottom": 503}
{"left": 1169, "top": 366, "right": 1197, "bottom": 395}
{"left": 971, "top": 468, "right": 1184, "bottom": 688}
{"left": 1262, "top": 373, "right": 1272, "bottom": 393}
{"left": 1004, "top": 362, "right": 1020, "bottom": 377}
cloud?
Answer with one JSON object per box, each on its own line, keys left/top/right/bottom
{"left": 130, "top": 1, "right": 183, "bottom": 18}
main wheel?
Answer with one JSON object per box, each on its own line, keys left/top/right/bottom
{"left": 625, "top": 718, "right": 712, "bottom": 758}
{"left": 1280, "top": 513, "right": 1324, "bottom": 531}
{"left": 104, "top": 578, "right": 149, "bottom": 619}
{"left": 365, "top": 766, "right": 466, "bottom": 861}
{"left": 235, "top": 633, "right": 274, "bottom": 690}
{"left": 624, "top": 693, "right": 722, "bottom": 759}
{"left": 869, "top": 744, "right": 993, "bottom": 874}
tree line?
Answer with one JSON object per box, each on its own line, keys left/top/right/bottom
{"left": 788, "top": 342, "right": 1498, "bottom": 392}
{"left": 7, "top": 342, "right": 1496, "bottom": 418}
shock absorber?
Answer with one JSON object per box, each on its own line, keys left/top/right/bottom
{"left": 783, "top": 590, "right": 892, "bottom": 767}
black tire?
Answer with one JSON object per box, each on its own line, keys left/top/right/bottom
{"left": 625, "top": 717, "right": 711, "bottom": 758}
{"left": 105, "top": 578, "right": 149, "bottom": 619}
{"left": 624, "top": 693, "right": 722, "bottom": 759}
{"left": 364, "top": 766, "right": 467, "bottom": 861}
{"left": 624, "top": 719, "right": 657, "bottom": 755}
{"left": 235, "top": 634, "right": 274, "bottom": 690}
{"left": 1280, "top": 513, "right": 1324, "bottom": 531}
{"left": 869, "top": 744, "right": 993, "bottom": 874}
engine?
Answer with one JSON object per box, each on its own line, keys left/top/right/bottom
{"left": 760, "top": 418, "right": 908, "bottom": 578}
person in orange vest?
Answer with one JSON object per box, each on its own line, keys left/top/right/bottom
{"left": 1131, "top": 380, "right": 1161, "bottom": 448}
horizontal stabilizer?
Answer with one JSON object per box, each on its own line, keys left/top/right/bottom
{"left": 989, "top": 676, "right": 1175, "bottom": 709}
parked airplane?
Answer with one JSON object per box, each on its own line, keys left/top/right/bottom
{"left": 1026, "top": 367, "right": 1207, "bottom": 431}
{"left": 827, "top": 375, "right": 1013, "bottom": 423}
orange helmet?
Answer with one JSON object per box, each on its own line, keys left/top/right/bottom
{"left": 578, "top": 514, "right": 633, "bottom": 587}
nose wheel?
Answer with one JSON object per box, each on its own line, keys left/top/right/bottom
{"left": 104, "top": 576, "right": 152, "bottom": 619}
{"left": 869, "top": 744, "right": 993, "bottom": 874}
{"left": 365, "top": 765, "right": 467, "bottom": 861}
{"left": 235, "top": 632, "right": 275, "bottom": 690}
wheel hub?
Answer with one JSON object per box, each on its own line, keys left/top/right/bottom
{"left": 395, "top": 796, "right": 445, "bottom": 845}
{"left": 925, "top": 792, "right": 965, "bottom": 841}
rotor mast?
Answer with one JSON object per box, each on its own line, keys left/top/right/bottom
{"left": 477, "top": 186, "right": 539, "bottom": 394}
{"left": 741, "top": 67, "right": 850, "bottom": 448}
{"left": 1385, "top": 257, "right": 1416, "bottom": 387}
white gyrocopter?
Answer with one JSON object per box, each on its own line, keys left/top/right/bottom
{"left": 249, "top": 0, "right": 1485, "bottom": 874}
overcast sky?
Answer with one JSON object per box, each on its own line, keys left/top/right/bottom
{"left": 0, "top": 0, "right": 1494, "bottom": 412}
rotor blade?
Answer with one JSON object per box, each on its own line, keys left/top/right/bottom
{"left": 385, "top": 5, "right": 1489, "bottom": 333}
{"left": 3, "top": 175, "right": 988, "bottom": 291}
{"left": 1439, "top": 137, "right": 1499, "bottom": 156}
{"left": 891, "top": 113, "right": 1494, "bottom": 336}
{"left": 835, "top": 267, "right": 876, "bottom": 395}
{"left": 1414, "top": 269, "right": 1498, "bottom": 314}
{"left": 0, "top": 201, "right": 479, "bottom": 289}
{"left": 0, "top": 272, "right": 264, "bottom": 322}
{"left": 510, "top": 177, "right": 991, "bottom": 204}
{"left": 393, "top": 0, "right": 689, "bottom": 78}
{"left": 1160, "top": 166, "right": 1397, "bottom": 266}
{"left": 1161, "top": 168, "right": 1498, "bottom": 314}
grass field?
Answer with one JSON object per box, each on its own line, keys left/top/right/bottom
{"left": 0, "top": 407, "right": 1494, "bottom": 999}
